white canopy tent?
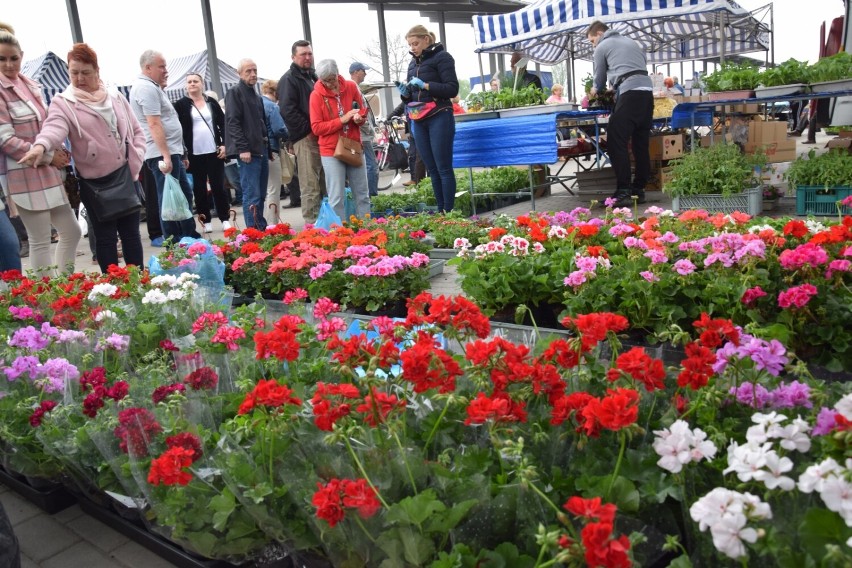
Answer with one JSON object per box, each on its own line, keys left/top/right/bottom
{"left": 473, "top": 0, "right": 771, "bottom": 66}
{"left": 163, "top": 50, "right": 243, "bottom": 102}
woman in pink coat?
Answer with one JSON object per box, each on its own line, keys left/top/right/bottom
{"left": 1, "top": 25, "right": 81, "bottom": 275}
{"left": 20, "top": 43, "right": 145, "bottom": 272}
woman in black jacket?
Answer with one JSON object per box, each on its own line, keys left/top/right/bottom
{"left": 173, "top": 74, "right": 231, "bottom": 233}
{"left": 402, "top": 25, "right": 459, "bottom": 211}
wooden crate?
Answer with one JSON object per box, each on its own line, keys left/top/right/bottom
{"left": 576, "top": 167, "right": 617, "bottom": 196}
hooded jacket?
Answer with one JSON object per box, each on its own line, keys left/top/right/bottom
{"left": 309, "top": 75, "right": 367, "bottom": 157}
{"left": 278, "top": 62, "right": 318, "bottom": 143}
{"left": 34, "top": 86, "right": 146, "bottom": 180}
{"left": 403, "top": 43, "right": 459, "bottom": 113}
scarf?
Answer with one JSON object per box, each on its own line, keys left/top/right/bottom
{"left": 72, "top": 80, "right": 108, "bottom": 105}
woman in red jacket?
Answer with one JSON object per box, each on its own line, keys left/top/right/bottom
{"left": 309, "top": 59, "right": 369, "bottom": 222}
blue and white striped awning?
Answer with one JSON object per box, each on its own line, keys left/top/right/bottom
{"left": 21, "top": 52, "right": 70, "bottom": 104}
{"left": 163, "top": 51, "right": 243, "bottom": 103}
{"left": 473, "top": 0, "right": 771, "bottom": 65}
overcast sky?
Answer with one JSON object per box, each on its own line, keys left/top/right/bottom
{"left": 4, "top": 0, "right": 846, "bottom": 98}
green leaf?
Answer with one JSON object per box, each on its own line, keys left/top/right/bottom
{"left": 386, "top": 489, "right": 446, "bottom": 527}
{"left": 798, "top": 507, "right": 852, "bottom": 560}
{"left": 425, "top": 499, "right": 478, "bottom": 533}
{"left": 210, "top": 491, "right": 236, "bottom": 531}
{"left": 667, "top": 554, "right": 694, "bottom": 568}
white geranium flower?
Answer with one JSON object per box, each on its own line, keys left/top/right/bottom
{"left": 740, "top": 492, "right": 772, "bottom": 521}
{"left": 798, "top": 458, "right": 842, "bottom": 493}
{"left": 94, "top": 310, "right": 117, "bottom": 322}
{"left": 690, "top": 488, "right": 742, "bottom": 532}
{"left": 87, "top": 283, "right": 118, "bottom": 301}
{"left": 710, "top": 513, "right": 758, "bottom": 560}
{"left": 774, "top": 417, "right": 811, "bottom": 453}
{"left": 166, "top": 289, "right": 186, "bottom": 301}
{"left": 653, "top": 420, "right": 717, "bottom": 474}
{"left": 820, "top": 476, "right": 852, "bottom": 526}
{"left": 724, "top": 441, "right": 771, "bottom": 482}
{"left": 150, "top": 274, "right": 179, "bottom": 287}
{"left": 142, "top": 289, "right": 168, "bottom": 305}
{"left": 753, "top": 453, "right": 795, "bottom": 491}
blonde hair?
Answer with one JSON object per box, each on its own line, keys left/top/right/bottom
{"left": 0, "top": 21, "right": 21, "bottom": 52}
{"left": 261, "top": 79, "right": 278, "bottom": 96}
{"left": 551, "top": 83, "right": 563, "bottom": 92}
{"left": 406, "top": 25, "right": 436, "bottom": 45}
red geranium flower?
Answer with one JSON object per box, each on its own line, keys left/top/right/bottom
{"left": 238, "top": 378, "right": 302, "bottom": 415}
{"left": 152, "top": 383, "right": 186, "bottom": 404}
{"left": 399, "top": 331, "right": 461, "bottom": 394}
{"left": 183, "top": 367, "right": 219, "bottom": 391}
{"left": 148, "top": 446, "right": 194, "bottom": 486}
{"left": 464, "top": 392, "right": 527, "bottom": 425}
{"left": 607, "top": 347, "right": 665, "bottom": 392}
{"left": 29, "top": 400, "right": 57, "bottom": 427}
{"left": 677, "top": 341, "right": 717, "bottom": 390}
{"left": 355, "top": 388, "right": 407, "bottom": 426}
{"left": 114, "top": 408, "right": 163, "bottom": 457}
{"left": 165, "top": 432, "right": 203, "bottom": 462}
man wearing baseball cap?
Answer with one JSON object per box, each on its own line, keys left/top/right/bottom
{"left": 349, "top": 62, "right": 379, "bottom": 197}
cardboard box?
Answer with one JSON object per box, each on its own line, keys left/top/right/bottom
{"left": 745, "top": 140, "right": 797, "bottom": 163}
{"left": 649, "top": 134, "right": 684, "bottom": 160}
{"left": 757, "top": 162, "right": 791, "bottom": 194}
{"left": 826, "top": 138, "right": 852, "bottom": 154}
{"left": 838, "top": 130, "right": 852, "bottom": 139}
{"left": 748, "top": 120, "right": 787, "bottom": 146}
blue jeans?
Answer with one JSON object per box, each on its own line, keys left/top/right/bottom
{"left": 238, "top": 155, "right": 269, "bottom": 229}
{"left": 320, "top": 156, "right": 371, "bottom": 221}
{"left": 146, "top": 155, "right": 200, "bottom": 242}
{"left": 411, "top": 109, "right": 456, "bottom": 211}
{"left": 363, "top": 140, "right": 378, "bottom": 196}
{"left": 0, "top": 208, "right": 21, "bottom": 272}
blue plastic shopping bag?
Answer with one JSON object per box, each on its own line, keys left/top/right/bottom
{"left": 315, "top": 197, "right": 342, "bottom": 231}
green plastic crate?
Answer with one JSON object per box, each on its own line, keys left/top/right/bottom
{"left": 795, "top": 186, "right": 852, "bottom": 216}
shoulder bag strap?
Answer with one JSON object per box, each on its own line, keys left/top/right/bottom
{"left": 324, "top": 96, "right": 348, "bottom": 134}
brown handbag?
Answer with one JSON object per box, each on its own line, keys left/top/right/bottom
{"left": 334, "top": 135, "right": 363, "bottom": 167}
{"left": 324, "top": 96, "right": 364, "bottom": 167}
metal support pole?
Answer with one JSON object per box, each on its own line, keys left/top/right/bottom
{"left": 478, "top": 53, "right": 486, "bottom": 92}
{"left": 300, "top": 0, "right": 312, "bottom": 44}
{"left": 65, "top": 0, "right": 84, "bottom": 43}
{"left": 438, "top": 13, "right": 447, "bottom": 49}
{"left": 200, "top": 0, "right": 222, "bottom": 97}
{"left": 376, "top": 4, "right": 393, "bottom": 117}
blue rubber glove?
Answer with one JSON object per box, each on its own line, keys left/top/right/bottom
{"left": 408, "top": 77, "right": 425, "bottom": 89}
{"left": 395, "top": 80, "right": 411, "bottom": 98}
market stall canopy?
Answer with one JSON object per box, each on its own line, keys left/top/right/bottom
{"left": 21, "top": 52, "right": 70, "bottom": 104}
{"left": 473, "top": 0, "right": 772, "bottom": 65}
{"left": 163, "top": 50, "right": 243, "bottom": 102}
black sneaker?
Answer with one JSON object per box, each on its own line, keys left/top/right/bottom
{"left": 632, "top": 192, "right": 646, "bottom": 204}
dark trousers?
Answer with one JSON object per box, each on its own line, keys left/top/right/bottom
{"left": 188, "top": 153, "right": 230, "bottom": 222}
{"left": 607, "top": 90, "right": 653, "bottom": 194}
{"left": 140, "top": 164, "right": 162, "bottom": 240}
{"left": 411, "top": 110, "right": 456, "bottom": 211}
{"left": 91, "top": 209, "right": 143, "bottom": 273}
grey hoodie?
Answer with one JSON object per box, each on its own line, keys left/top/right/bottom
{"left": 592, "top": 30, "right": 653, "bottom": 94}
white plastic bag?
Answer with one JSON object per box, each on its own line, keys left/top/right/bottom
{"left": 161, "top": 174, "right": 193, "bottom": 221}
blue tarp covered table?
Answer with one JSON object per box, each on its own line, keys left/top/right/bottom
{"left": 453, "top": 113, "right": 558, "bottom": 168}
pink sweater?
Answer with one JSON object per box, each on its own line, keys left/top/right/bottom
{"left": 35, "top": 88, "right": 145, "bottom": 180}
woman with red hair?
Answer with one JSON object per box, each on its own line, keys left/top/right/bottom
{"left": 19, "top": 43, "right": 145, "bottom": 273}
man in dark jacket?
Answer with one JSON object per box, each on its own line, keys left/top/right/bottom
{"left": 588, "top": 20, "right": 653, "bottom": 207}
{"left": 278, "top": 40, "right": 325, "bottom": 224}
{"left": 225, "top": 58, "right": 269, "bottom": 229}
